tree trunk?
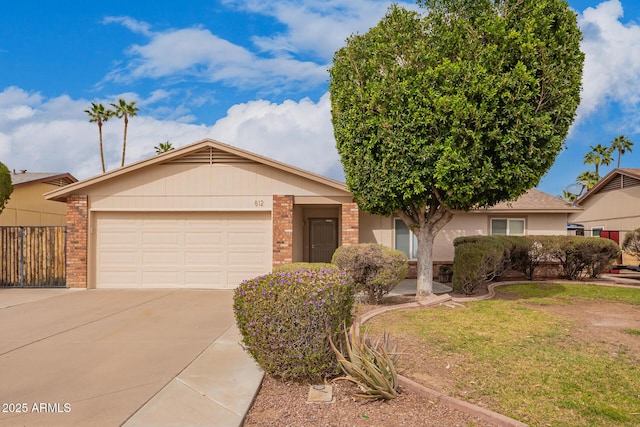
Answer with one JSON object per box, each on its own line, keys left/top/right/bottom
{"left": 98, "top": 122, "right": 105, "bottom": 173}
{"left": 121, "top": 116, "right": 128, "bottom": 167}
{"left": 416, "top": 227, "right": 435, "bottom": 297}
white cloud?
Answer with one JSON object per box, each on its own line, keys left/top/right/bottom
{"left": 211, "top": 92, "right": 341, "bottom": 178}
{"left": 0, "top": 86, "right": 342, "bottom": 182}
{"left": 103, "top": 16, "right": 153, "bottom": 37}
{"left": 577, "top": 0, "right": 640, "bottom": 120}
{"left": 105, "top": 23, "right": 328, "bottom": 91}
{"left": 225, "top": 0, "right": 417, "bottom": 60}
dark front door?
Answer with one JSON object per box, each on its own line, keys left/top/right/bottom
{"left": 310, "top": 219, "right": 338, "bottom": 263}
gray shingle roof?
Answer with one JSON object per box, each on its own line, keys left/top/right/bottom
{"left": 485, "top": 188, "right": 579, "bottom": 212}
{"left": 10, "top": 172, "right": 77, "bottom": 187}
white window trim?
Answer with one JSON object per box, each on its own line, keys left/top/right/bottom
{"left": 591, "top": 226, "right": 604, "bottom": 238}
{"left": 394, "top": 218, "right": 418, "bottom": 260}
{"left": 490, "top": 218, "right": 526, "bottom": 236}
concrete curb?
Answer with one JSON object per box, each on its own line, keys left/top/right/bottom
{"left": 355, "top": 292, "right": 529, "bottom": 426}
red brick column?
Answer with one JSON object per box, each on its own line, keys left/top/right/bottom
{"left": 341, "top": 202, "right": 359, "bottom": 245}
{"left": 66, "top": 195, "right": 88, "bottom": 288}
{"left": 272, "top": 195, "right": 294, "bottom": 268}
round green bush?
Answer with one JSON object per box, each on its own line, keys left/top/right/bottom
{"left": 332, "top": 243, "right": 407, "bottom": 304}
{"left": 233, "top": 267, "right": 354, "bottom": 381}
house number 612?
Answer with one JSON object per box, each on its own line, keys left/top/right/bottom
{"left": 254, "top": 200, "right": 264, "bottom": 207}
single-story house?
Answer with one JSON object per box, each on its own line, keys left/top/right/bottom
{"left": 0, "top": 171, "right": 77, "bottom": 226}
{"left": 570, "top": 168, "right": 640, "bottom": 265}
{"left": 45, "top": 139, "right": 577, "bottom": 289}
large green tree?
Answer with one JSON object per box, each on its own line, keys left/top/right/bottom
{"left": 0, "top": 161, "right": 13, "bottom": 213}
{"left": 329, "top": 0, "right": 583, "bottom": 297}
{"left": 110, "top": 99, "right": 139, "bottom": 167}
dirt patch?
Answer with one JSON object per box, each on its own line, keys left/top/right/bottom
{"left": 243, "top": 375, "right": 493, "bottom": 427}
{"left": 518, "top": 300, "right": 640, "bottom": 355}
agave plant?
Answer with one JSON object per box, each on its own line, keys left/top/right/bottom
{"left": 329, "top": 324, "right": 399, "bottom": 400}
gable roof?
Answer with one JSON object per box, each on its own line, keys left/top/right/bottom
{"left": 45, "top": 138, "right": 348, "bottom": 202}
{"left": 11, "top": 172, "right": 77, "bottom": 187}
{"left": 479, "top": 188, "right": 580, "bottom": 213}
{"left": 576, "top": 168, "right": 640, "bottom": 205}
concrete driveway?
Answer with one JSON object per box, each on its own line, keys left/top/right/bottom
{"left": 0, "top": 288, "right": 262, "bottom": 426}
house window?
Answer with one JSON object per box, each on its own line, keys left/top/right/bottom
{"left": 591, "top": 226, "right": 604, "bottom": 237}
{"left": 394, "top": 219, "right": 418, "bottom": 259}
{"left": 491, "top": 218, "right": 525, "bottom": 236}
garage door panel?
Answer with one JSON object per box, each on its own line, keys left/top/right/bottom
{"left": 184, "top": 251, "right": 224, "bottom": 265}
{"left": 227, "top": 251, "right": 265, "bottom": 266}
{"left": 185, "top": 232, "right": 224, "bottom": 245}
{"left": 142, "top": 251, "right": 181, "bottom": 264}
{"left": 96, "top": 211, "right": 270, "bottom": 289}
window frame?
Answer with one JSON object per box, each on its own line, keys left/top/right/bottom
{"left": 490, "top": 217, "right": 526, "bottom": 236}
{"left": 394, "top": 218, "right": 418, "bottom": 260}
{"left": 591, "top": 226, "right": 604, "bottom": 238}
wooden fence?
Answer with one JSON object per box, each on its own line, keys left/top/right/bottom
{"left": 0, "top": 227, "right": 66, "bottom": 287}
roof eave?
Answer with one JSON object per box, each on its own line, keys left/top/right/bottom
{"left": 45, "top": 139, "right": 348, "bottom": 202}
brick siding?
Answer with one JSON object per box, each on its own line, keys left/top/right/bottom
{"left": 272, "top": 195, "right": 294, "bottom": 268}
{"left": 341, "top": 202, "right": 359, "bottom": 245}
{"left": 66, "top": 195, "right": 88, "bottom": 288}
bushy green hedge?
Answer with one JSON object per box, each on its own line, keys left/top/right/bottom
{"left": 452, "top": 235, "right": 621, "bottom": 294}
{"left": 452, "top": 237, "right": 508, "bottom": 295}
{"left": 331, "top": 243, "right": 407, "bottom": 304}
{"left": 541, "top": 235, "right": 621, "bottom": 279}
{"left": 233, "top": 267, "right": 354, "bottom": 381}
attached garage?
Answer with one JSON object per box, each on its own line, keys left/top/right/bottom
{"left": 45, "top": 139, "right": 359, "bottom": 289}
{"left": 95, "top": 211, "right": 271, "bottom": 289}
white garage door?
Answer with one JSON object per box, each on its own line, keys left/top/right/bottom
{"left": 95, "top": 211, "right": 271, "bottom": 289}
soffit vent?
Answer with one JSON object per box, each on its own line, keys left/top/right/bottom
{"left": 601, "top": 175, "right": 622, "bottom": 192}
{"left": 623, "top": 174, "right": 640, "bottom": 189}
{"left": 167, "top": 147, "right": 256, "bottom": 165}
{"left": 47, "top": 177, "right": 74, "bottom": 187}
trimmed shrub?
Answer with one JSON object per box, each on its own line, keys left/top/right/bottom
{"left": 233, "top": 268, "right": 354, "bottom": 381}
{"left": 274, "top": 262, "right": 335, "bottom": 273}
{"left": 528, "top": 236, "right": 620, "bottom": 280}
{"left": 332, "top": 244, "right": 407, "bottom": 304}
{"left": 452, "top": 237, "right": 506, "bottom": 295}
{"left": 575, "top": 238, "right": 621, "bottom": 278}
{"left": 505, "top": 236, "right": 546, "bottom": 280}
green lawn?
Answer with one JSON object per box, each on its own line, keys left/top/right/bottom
{"left": 367, "top": 283, "right": 640, "bottom": 427}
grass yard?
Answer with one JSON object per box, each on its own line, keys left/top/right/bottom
{"left": 366, "top": 283, "right": 640, "bottom": 427}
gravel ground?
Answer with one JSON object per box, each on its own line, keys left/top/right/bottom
{"left": 243, "top": 374, "right": 494, "bottom": 427}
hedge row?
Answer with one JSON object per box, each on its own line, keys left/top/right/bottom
{"left": 453, "top": 235, "right": 621, "bottom": 295}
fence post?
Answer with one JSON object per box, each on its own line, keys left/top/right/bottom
{"left": 19, "top": 226, "right": 24, "bottom": 288}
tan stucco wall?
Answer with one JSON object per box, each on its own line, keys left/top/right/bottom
{"left": 0, "top": 183, "right": 67, "bottom": 226}
{"left": 360, "top": 211, "right": 569, "bottom": 262}
{"left": 570, "top": 186, "right": 640, "bottom": 234}
{"left": 84, "top": 163, "right": 350, "bottom": 212}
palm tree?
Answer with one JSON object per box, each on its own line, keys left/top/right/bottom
{"left": 84, "top": 103, "right": 114, "bottom": 173}
{"left": 577, "top": 170, "right": 600, "bottom": 191}
{"left": 610, "top": 135, "right": 634, "bottom": 168}
{"left": 154, "top": 141, "right": 174, "bottom": 154}
{"left": 110, "top": 99, "right": 139, "bottom": 167}
{"left": 583, "top": 143, "right": 613, "bottom": 178}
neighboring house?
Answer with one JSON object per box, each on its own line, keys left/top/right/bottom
{"left": 570, "top": 168, "right": 640, "bottom": 265}
{"left": 45, "top": 139, "right": 575, "bottom": 289}
{"left": 0, "top": 171, "right": 77, "bottom": 226}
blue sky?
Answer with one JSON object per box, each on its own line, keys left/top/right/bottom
{"left": 2, "top": 0, "right": 640, "bottom": 199}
